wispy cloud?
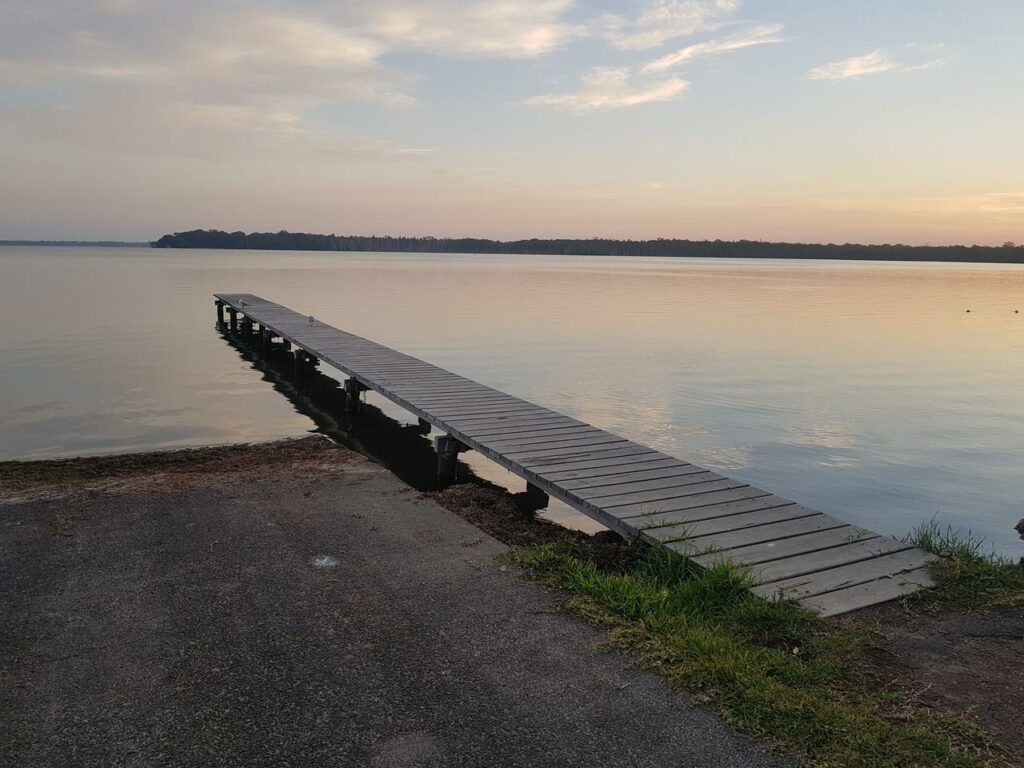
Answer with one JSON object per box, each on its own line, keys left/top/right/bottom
{"left": 642, "top": 23, "right": 785, "bottom": 73}
{"left": 528, "top": 13, "right": 785, "bottom": 112}
{"left": 524, "top": 67, "right": 689, "bottom": 112}
{"left": 356, "top": 0, "right": 580, "bottom": 59}
{"left": 808, "top": 45, "right": 946, "bottom": 81}
{"left": 597, "top": 0, "right": 740, "bottom": 51}
{"left": 0, "top": 7, "right": 428, "bottom": 161}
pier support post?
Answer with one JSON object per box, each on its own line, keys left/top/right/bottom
{"left": 215, "top": 300, "right": 225, "bottom": 328}
{"left": 524, "top": 482, "right": 549, "bottom": 510}
{"left": 227, "top": 307, "right": 238, "bottom": 333}
{"left": 261, "top": 328, "right": 272, "bottom": 355}
{"left": 344, "top": 378, "right": 367, "bottom": 416}
{"left": 435, "top": 434, "right": 467, "bottom": 488}
{"left": 417, "top": 418, "right": 431, "bottom": 435}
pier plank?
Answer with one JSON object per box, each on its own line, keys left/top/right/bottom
{"left": 640, "top": 504, "right": 817, "bottom": 543}
{"left": 752, "top": 549, "right": 937, "bottom": 601}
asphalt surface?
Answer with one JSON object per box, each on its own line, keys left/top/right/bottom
{"left": 1, "top": 448, "right": 782, "bottom": 768}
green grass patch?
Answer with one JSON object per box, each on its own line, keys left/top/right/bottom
{"left": 904, "top": 517, "right": 1024, "bottom": 611}
{"left": 511, "top": 540, "right": 1016, "bottom": 768}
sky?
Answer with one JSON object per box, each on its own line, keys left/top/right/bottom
{"left": 1, "top": 0, "right": 1022, "bottom": 245}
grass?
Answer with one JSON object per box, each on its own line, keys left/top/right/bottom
{"left": 510, "top": 538, "right": 1017, "bottom": 768}
{"left": 904, "top": 517, "right": 1024, "bottom": 611}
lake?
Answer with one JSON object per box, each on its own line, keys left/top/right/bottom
{"left": 1, "top": 246, "right": 1021, "bottom": 557}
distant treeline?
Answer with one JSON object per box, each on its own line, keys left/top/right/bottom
{"left": 151, "top": 229, "right": 1024, "bottom": 263}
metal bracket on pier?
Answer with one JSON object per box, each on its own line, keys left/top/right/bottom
{"left": 435, "top": 434, "right": 468, "bottom": 488}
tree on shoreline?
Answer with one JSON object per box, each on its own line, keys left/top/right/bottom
{"left": 150, "top": 229, "right": 1024, "bottom": 263}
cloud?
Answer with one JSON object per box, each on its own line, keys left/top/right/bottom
{"left": 525, "top": 67, "right": 689, "bottom": 112}
{"left": 356, "top": 0, "right": 580, "bottom": 59}
{"left": 0, "top": 8, "right": 428, "bottom": 161}
{"left": 808, "top": 46, "right": 946, "bottom": 81}
{"left": 598, "top": 0, "right": 740, "bottom": 51}
{"left": 527, "top": 17, "right": 784, "bottom": 112}
{"left": 642, "top": 23, "right": 785, "bottom": 73}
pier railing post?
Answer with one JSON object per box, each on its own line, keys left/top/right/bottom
{"left": 435, "top": 434, "right": 467, "bottom": 488}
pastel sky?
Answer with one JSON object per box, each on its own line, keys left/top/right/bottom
{"left": 2, "top": 0, "right": 1021, "bottom": 244}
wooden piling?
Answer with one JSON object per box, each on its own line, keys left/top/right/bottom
{"left": 435, "top": 434, "right": 466, "bottom": 487}
{"left": 524, "top": 482, "right": 549, "bottom": 509}
{"left": 344, "top": 378, "right": 366, "bottom": 416}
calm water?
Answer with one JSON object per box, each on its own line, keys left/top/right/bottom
{"left": 1, "top": 246, "right": 1022, "bottom": 557}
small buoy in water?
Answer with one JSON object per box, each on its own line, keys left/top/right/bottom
{"left": 965, "top": 309, "right": 971, "bottom": 313}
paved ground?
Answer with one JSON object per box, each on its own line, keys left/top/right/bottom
{"left": 1, "top": 440, "right": 782, "bottom": 768}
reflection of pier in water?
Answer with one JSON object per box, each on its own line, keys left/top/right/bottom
{"left": 215, "top": 293, "right": 937, "bottom": 617}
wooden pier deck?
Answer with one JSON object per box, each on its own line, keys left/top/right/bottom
{"left": 215, "top": 293, "right": 935, "bottom": 616}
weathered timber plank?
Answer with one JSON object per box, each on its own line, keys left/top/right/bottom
{"left": 464, "top": 424, "right": 604, "bottom": 441}
{"left": 526, "top": 451, "right": 667, "bottom": 476}
{"left": 798, "top": 568, "right": 933, "bottom": 617}
{"left": 508, "top": 442, "right": 646, "bottom": 465}
{"left": 670, "top": 514, "right": 849, "bottom": 555}
{"left": 640, "top": 504, "right": 816, "bottom": 542}
{"left": 693, "top": 526, "right": 876, "bottom": 566}
{"left": 539, "top": 456, "right": 684, "bottom": 482}
{"left": 448, "top": 413, "right": 580, "bottom": 431}
{"left": 430, "top": 403, "right": 554, "bottom": 418}
{"left": 597, "top": 478, "right": 747, "bottom": 510}
{"left": 409, "top": 392, "right": 522, "bottom": 406}
{"left": 572, "top": 471, "right": 723, "bottom": 501}
{"left": 752, "top": 549, "right": 937, "bottom": 601}
{"left": 740, "top": 538, "right": 914, "bottom": 584}
{"left": 485, "top": 433, "right": 626, "bottom": 453}
{"left": 612, "top": 487, "right": 771, "bottom": 520}
{"left": 558, "top": 464, "right": 702, "bottom": 491}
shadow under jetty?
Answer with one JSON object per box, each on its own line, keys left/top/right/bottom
{"left": 217, "top": 324, "right": 546, "bottom": 513}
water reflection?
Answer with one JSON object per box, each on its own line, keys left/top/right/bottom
{"left": 1, "top": 247, "right": 1021, "bottom": 555}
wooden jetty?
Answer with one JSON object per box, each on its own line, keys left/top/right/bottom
{"left": 215, "top": 294, "right": 935, "bottom": 616}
